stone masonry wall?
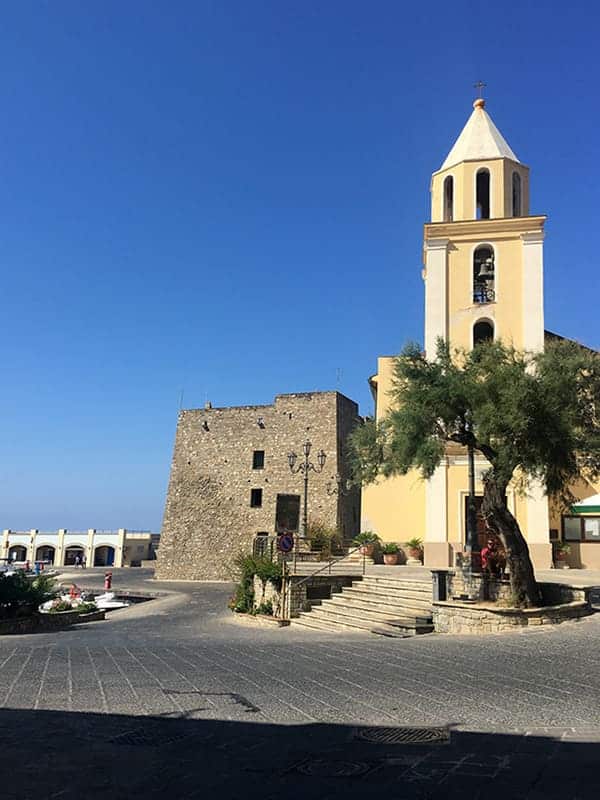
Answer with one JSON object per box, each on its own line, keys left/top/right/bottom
{"left": 156, "top": 392, "right": 360, "bottom": 581}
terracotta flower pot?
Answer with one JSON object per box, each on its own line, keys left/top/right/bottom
{"left": 359, "top": 544, "right": 375, "bottom": 557}
{"left": 383, "top": 553, "right": 399, "bottom": 565}
{"left": 408, "top": 547, "right": 423, "bottom": 561}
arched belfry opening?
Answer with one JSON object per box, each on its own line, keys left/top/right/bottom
{"left": 443, "top": 175, "right": 454, "bottom": 221}
{"left": 473, "top": 319, "right": 494, "bottom": 346}
{"left": 473, "top": 245, "right": 495, "bottom": 304}
{"left": 475, "top": 169, "right": 490, "bottom": 219}
{"left": 512, "top": 172, "right": 522, "bottom": 217}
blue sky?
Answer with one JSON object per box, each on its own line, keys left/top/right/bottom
{"left": 2, "top": 1, "right": 599, "bottom": 530}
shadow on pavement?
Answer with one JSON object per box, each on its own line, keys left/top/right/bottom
{"left": 1, "top": 707, "right": 599, "bottom": 799}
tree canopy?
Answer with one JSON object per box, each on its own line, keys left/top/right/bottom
{"left": 350, "top": 338, "right": 600, "bottom": 607}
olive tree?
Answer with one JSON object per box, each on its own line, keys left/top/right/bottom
{"left": 349, "top": 338, "right": 600, "bottom": 607}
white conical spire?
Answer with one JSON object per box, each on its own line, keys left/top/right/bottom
{"left": 440, "top": 99, "right": 519, "bottom": 171}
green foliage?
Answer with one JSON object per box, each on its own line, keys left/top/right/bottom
{"left": 554, "top": 541, "right": 571, "bottom": 554}
{"left": 405, "top": 537, "right": 423, "bottom": 551}
{"left": 254, "top": 601, "right": 273, "bottom": 616}
{"left": 76, "top": 601, "right": 98, "bottom": 614}
{"left": 352, "top": 531, "right": 380, "bottom": 546}
{"left": 348, "top": 337, "right": 600, "bottom": 607}
{"left": 381, "top": 542, "right": 401, "bottom": 554}
{"left": 307, "top": 519, "right": 343, "bottom": 560}
{"left": 0, "top": 572, "right": 59, "bottom": 619}
{"left": 347, "top": 417, "right": 382, "bottom": 485}
{"left": 349, "top": 338, "right": 600, "bottom": 500}
{"left": 230, "top": 552, "right": 282, "bottom": 614}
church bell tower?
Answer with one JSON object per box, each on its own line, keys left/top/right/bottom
{"left": 362, "top": 95, "right": 553, "bottom": 571}
{"left": 422, "top": 96, "right": 551, "bottom": 569}
{"left": 424, "top": 97, "right": 545, "bottom": 359}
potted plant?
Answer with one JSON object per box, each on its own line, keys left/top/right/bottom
{"left": 405, "top": 537, "right": 424, "bottom": 563}
{"left": 352, "top": 531, "right": 380, "bottom": 557}
{"left": 381, "top": 542, "right": 401, "bottom": 565}
{"left": 554, "top": 541, "right": 570, "bottom": 566}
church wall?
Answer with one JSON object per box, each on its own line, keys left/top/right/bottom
{"left": 362, "top": 471, "right": 425, "bottom": 545}
{"left": 374, "top": 356, "right": 396, "bottom": 419}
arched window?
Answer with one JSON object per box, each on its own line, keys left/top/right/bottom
{"left": 512, "top": 172, "right": 521, "bottom": 217}
{"left": 473, "top": 245, "right": 495, "bottom": 304}
{"left": 443, "top": 175, "right": 454, "bottom": 221}
{"left": 476, "top": 169, "right": 490, "bottom": 219}
{"left": 473, "top": 320, "right": 494, "bottom": 346}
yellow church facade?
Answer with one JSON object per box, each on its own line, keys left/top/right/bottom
{"left": 362, "top": 98, "right": 600, "bottom": 571}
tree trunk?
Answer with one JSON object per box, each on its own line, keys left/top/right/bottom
{"left": 481, "top": 478, "right": 541, "bottom": 608}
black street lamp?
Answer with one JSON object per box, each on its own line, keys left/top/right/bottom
{"left": 464, "top": 411, "right": 481, "bottom": 571}
{"left": 288, "top": 441, "right": 326, "bottom": 540}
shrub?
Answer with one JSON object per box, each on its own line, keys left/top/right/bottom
{"left": 381, "top": 542, "right": 400, "bottom": 554}
{"left": 405, "top": 537, "right": 423, "bottom": 551}
{"left": 231, "top": 553, "right": 282, "bottom": 614}
{"left": 254, "top": 601, "right": 273, "bottom": 617}
{"left": 554, "top": 541, "right": 571, "bottom": 554}
{"left": 75, "top": 601, "right": 98, "bottom": 614}
{"left": 352, "top": 531, "right": 380, "bottom": 546}
{"left": 307, "top": 519, "right": 343, "bottom": 560}
{"left": 0, "top": 573, "right": 58, "bottom": 619}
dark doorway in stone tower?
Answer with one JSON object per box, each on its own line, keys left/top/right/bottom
{"left": 275, "top": 494, "right": 300, "bottom": 533}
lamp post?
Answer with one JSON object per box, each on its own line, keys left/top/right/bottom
{"left": 464, "top": 411, "right": 481, "bottom": 575}
{"left": 288, "top": 441, "right": 326, "bottom": 544}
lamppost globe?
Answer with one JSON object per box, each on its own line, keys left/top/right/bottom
{"left": 303, "top": 441, "right": 312, "bottom": 457}
{"left": 317, "top": 449, "right": 326, "bottom": 469}
{"left": 287, "top": 452, "right": 297, "bottom": 469}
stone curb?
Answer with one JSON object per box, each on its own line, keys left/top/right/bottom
{"left": 231, "top": 611, "right": 290, "bottom": 628}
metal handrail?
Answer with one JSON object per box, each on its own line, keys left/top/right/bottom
{"left": 291, "top": 545, "right": 367, "bottom": 588}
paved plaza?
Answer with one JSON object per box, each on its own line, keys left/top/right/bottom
{"left": 1, "top": 568, "right": 600, "bottom": 798}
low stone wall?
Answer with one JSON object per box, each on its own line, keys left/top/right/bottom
{"left": 0, "top": 609, "right": 106, "bottom": 636}
{"left": 433, "top": 594, "right": 592, "bottom": 635}
{"left": 447, "top": 568, "right": 513, "bottom": 603}
{"left": 253, "top": 575, "right": 283, "bottom": 616}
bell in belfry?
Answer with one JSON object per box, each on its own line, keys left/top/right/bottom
{"left": 478, "top": 257, "right": 494, "bottom": 281}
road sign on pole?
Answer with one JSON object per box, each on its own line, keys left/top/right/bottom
{"left": 277, "top": 533, "right": 294, "bottom": 553}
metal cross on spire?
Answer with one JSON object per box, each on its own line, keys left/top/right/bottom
{"left": 473, "top": 80, "right": 487, "bottom": 98}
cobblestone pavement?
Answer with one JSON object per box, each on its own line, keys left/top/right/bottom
{"left": 1, "top": 568, "right": 599, "bottom": 799}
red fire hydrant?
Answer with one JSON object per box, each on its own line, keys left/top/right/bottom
{"left": 104, "top": 572, "right": 112, "bottom": 591}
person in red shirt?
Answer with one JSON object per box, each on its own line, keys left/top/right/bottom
{"left": 481, "top": 537, "right": 504, "bottom": 578}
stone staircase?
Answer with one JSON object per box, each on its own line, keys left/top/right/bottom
{"left": 293, "top": 574, "right": 434, "bottom": 637}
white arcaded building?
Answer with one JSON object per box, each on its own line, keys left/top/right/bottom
{"left": 1, "top": 528, "right": 158, "bottom": 568}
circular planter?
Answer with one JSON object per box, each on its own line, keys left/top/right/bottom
{"left": 383, "top": 553, "right": 399, "bottom": 565}
{"left": 408, "top": 547, "right": 423, "bottom": 561}
{"left": 359, "top": 544, "right": 375, "bottom": 557}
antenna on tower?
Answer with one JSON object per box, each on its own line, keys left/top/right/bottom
{"left": 178, "top": 389, "right": 185, "bottom": 410}
{"left": 336, "top": 368, "right": 342, "bottom": 389}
